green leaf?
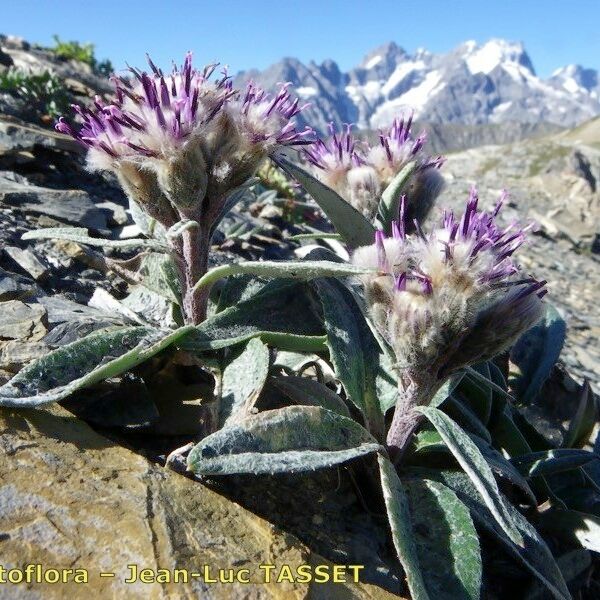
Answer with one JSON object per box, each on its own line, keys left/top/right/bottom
{"left": 416, "top": 406, "right": 524, "bottom": 546}
{"left": 444, "top": 396, "right": 492, "bottom": 443}
{"left": 458, "top": 365, "right": 492, "bottom": 425}
{"left": 136, "top": 252, "right": 182, "bottom": 305}
{"left": 537, "top": 509, "right": 600, "bottom": 553}
{"left": 273, "top": 155, "right": 376, "bottom": 248}
{"left": 409, "top": 468, "right": 570, "bottom": 600}
{"left": 270, "top": 375, "right": 350, "bottom": 418}
{"left": 511, "top": 449, "right": 598, "bottom": 478}
{"left": 377, "top": 161, "right": 417, "bottom": 232}
{"left": 376, "top": 349, "right": 398, "bottom": 414}
{"left": 0, "top": 325, "right": 194, "bottom": 407}
{"left": 510, "top": 304, "right": 566, "bottom": 403}
{"left": 411, "top": 429, "right": 446, "bottom": 456}
{"left": 22, "top": 227, "right": 167, "bottom": 251}
{"left": 563, "top": 380, "right": 597, "bottom": 449}
{"left": 192, "top": 260, "right": 373, "bottom": 295}
{"left": 179, "top": 280, "right": 326, "bottom": 353}
{"left": 289, "top": 232, "right": 343, "bottom": 241}
{"left": 187, "top": 405, "right": 382, "bottom": 475}
{"left": 220, "top": 338, "right": 270, "bottom": 427}
{"left": 314, "top": 278, "right": 385, "bottom": 440}
{"left": 430, "top": 373, "right": 465, "bottom": 408}
{"left": 404, "top": 478, "right": 482, "bottom": 600}
{"left": 469, "top": 435, "right": 536, "bottom": 504}
{"left": 377, "top": 455, "right": 430, "bottom": 600}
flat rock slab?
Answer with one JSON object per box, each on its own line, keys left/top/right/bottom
{"left": 0, "top": 176, "right": 107, "bottom": 232}
{"left": 0, "top": 300, "right": 47, "bottom": 341}
{"left": 0, "top": 406, "right": 397, "bottom": 599}
{"left": 0, "top": 117, "right": 83, "bottom": 156}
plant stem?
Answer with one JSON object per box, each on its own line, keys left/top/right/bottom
{"left": 180, "top": 222, "right": 211, "bottom": 325}
{"left": 386, "top": 376, "right": 431, "bottom": 464}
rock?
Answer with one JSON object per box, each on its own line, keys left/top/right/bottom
{"left": 0, "top": 267, "right": 38, "bottom": 301}
{"left": 0, "top": 174, "right": 108, "bottom": 232}
{"left": 0, "top": 405, "right": 398, "bottom": 599}
{"left": 0, "top": 339, "right": 48, "bottom": 372}
{"left": 0, "top": 116, "right": 84, "bottom": 159}
{"left": 3, "top": 246, "right": 49, "bottom": 281}
{"left": 0, "top": 47, "right": 13, "bottom": 67}
{"left": 0, "top": 300, "right": 47, "bottom": 341}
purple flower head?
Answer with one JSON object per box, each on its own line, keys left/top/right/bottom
{"left": 352, "top": 191, "right": 546, "bottom": 379}
{"left": 235, "top": 81, "right": 314, "bottom": 148}
{"left": 365, "top": 116, "right": 445, "bottom": 190}
{"left": 56, "top": 53, "right": 312, "bottom": 217}
{"left": 305, "top": 114, "right": 444, "bottom": 221}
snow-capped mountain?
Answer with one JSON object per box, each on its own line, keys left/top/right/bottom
{"left": 234, "top": 39, "right": 599, "bottom": 132}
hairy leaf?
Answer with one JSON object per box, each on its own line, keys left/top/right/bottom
{"left": 563, "top": 380, "right": 597, "bottom": 449}
{"left": 23, "top": 227, "right": 167, "bottom": 251}
{"left": 377, "top": 161, "right": 417, "bottom": 232}
{"left": 430, "top": 373, "right": 465, "bottom": 408}
{"left": 378, "top": 455, "right": 430, "bottom": 600}
{"left": 404, "top": 478, "right": 482, "bottom": 600}
{"left": 179, "top": 280, "right": 326, "bottom": 353}
{"left": 511, "top": 449, "right": 598, "bottom": 478}
{"left": 416, "top": 406, "right": 523, "bottom": 546}
{"left": 537, "top": 509, "right": 600, "bottom": 553}
{"left": 0, "top": 326, "right": 193, "bottom": 407}
{"left": 274, "top": 155, "right": 376, "bottom": 248}
{"left": 270, "top": 375, "right": 350, "bottom": 417}
{"left": 220, "top": 338, "right": 270, "bottom": 426}
{"left": 409, "top": 468, "right": 570, "bottom": 600}
{"left": 193, "top": 260, "right": 373, "bottom": 294}
{"left": 315, "top": 278, "right": 385, "bottom": 440}
{"left": 187, "top": 405, "right": 382, "bottom": 475}
{"left": 510, "top": 304, "right": 566, "bottom": 403}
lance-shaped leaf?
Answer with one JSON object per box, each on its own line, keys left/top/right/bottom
{"left": 0, "top": 325, "right": 194, "bottom": 407}
{"left": 416, "top": 406, "right": 524, "bottom": 546}
{"left": 219, "top": 338, "right": 270, "bottom": 427}
{"left": 563, "top": 379, "right": 597, "bottom": 449}
{"left": 376, "top": 161, "right": 417, "bottom": 232}
{"left": 537, "top": 509, "right": 600, "bottom": 553}
{"left": 314, "top": 278, "right": 385, "bottom": 440}
{"left": 404, "top": 478, "right": 482, "bottom": 600}
{"left": 409, "top": 468, "right": 571, "bottom": 600}
{"left": 23, "top": 227, "right": 167, "bottom": 251}
{"left": 511, "top": 449, "right": 598, "bottom": 478}
{"left": 179, "top": 280, "right": 327, "bottom": 353}
{"left": 187, "top": 405, "right": 382, "bottom": 475}
{"left": 430, "top": 373, "right": 465, "bottom": 408}
{"left": 270, "top": 375, "right": 351, "bottom": 418}
{"left": 192, "top": 260, "right": 373, "bottom": 296}
{"left": 273, "top": 155, "right": 376, "bottom": 248}
{"left": 510, "top": 304, "right": 566, "bottom": 403}
{"left": 377, "top": 455, "right": 430, "bottom": 600}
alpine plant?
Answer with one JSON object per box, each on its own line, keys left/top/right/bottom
{"left": 305, "top": 116, "right": 444, "bottom": 223}
{"left": 352, "top": 190, "right": 547, "bottom": 458}
{"left": 56, "top": 52, "right": 312, "bottom": 324}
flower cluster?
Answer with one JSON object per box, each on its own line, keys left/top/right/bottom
{"left": 305, "top": 116, "right": 444, "bottom": 220}
{"left": 352, "top": 190, "right": 546, "bottom": 383}
{"left": 56, "top": 53, "right": 312, "bottom": 219}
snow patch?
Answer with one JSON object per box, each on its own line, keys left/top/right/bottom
{"left": 296, "top": 86, "right": 318, "bottom": 97}
{"left": 382, "top": 61, "right": 425, "bottom": 96}
{"left": 466, "top": 39, "right": 526, "bottom": 75}
{"left": 365, "top": 55, "right": 382, "bottom": 69}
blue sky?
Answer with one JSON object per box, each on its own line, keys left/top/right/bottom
{"left": 3, "top": 0, "right": 599, "bottom": 77}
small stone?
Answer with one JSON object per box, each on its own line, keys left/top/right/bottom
{"left": 4, "top": 246, "right": 49, "bottom": 281}
{"left": 96, "top": 200, "right": 129, "bottom": 226}
{"left": 0, "top": 300, "right": 47, "bottom": 341}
